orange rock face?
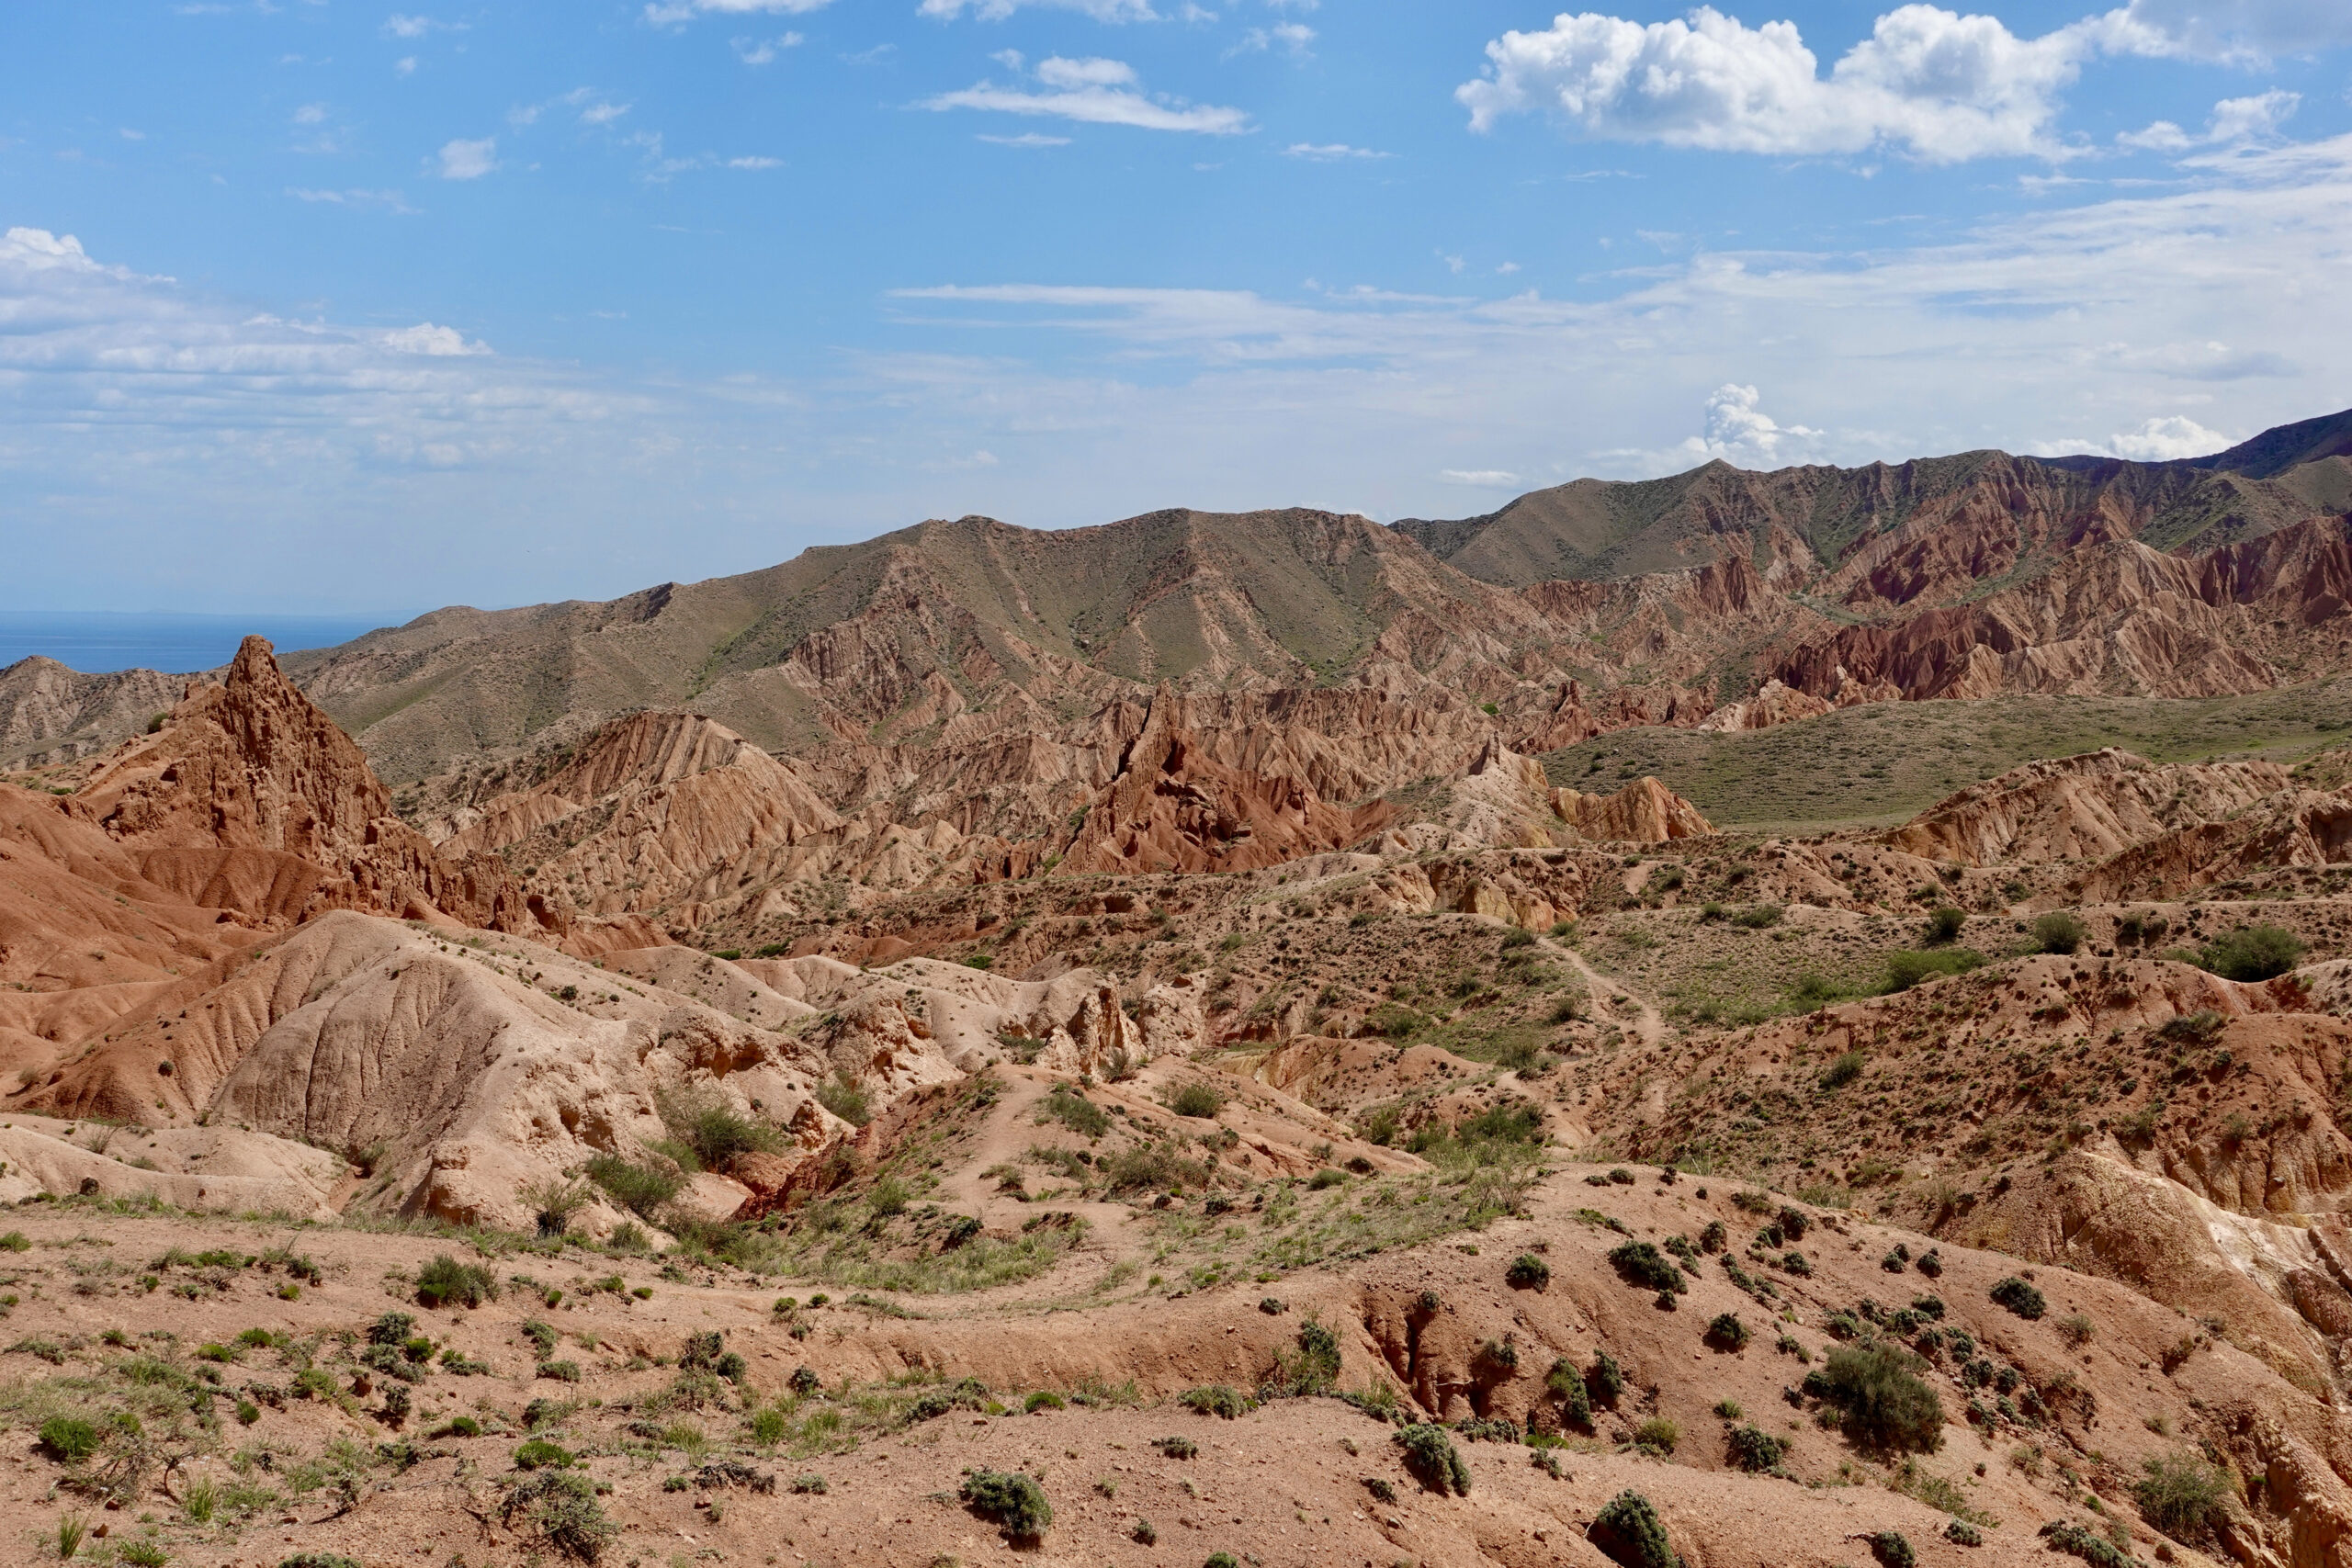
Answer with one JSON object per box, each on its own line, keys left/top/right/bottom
{"left": 66, "top": 637, "right": 549, "bottom": 937}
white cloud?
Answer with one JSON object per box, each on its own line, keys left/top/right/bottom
{"left": 119, "top": 128, "right": 146, "bottom": 141}
{"left": 2037, "top": 414, "right": 2230, "bottom": 459}
{"left": 726, "top": 154, "right": 784, "bottom": 167}
{"left": 580, "top": 101, "right": 632, "bottom": 126}
{"left": 395, "top": 56, "right": 417, "bottom": 75}
{"left": 380, "top": 322, "right": 490, "bottom": 356}
{"left": 1458, "top": 5, "right": 2104, "bottom": 164}
{"left": 645, "top": 0, "right": 832, "bottom": 24}
{"left": 435, "top": 137, "right": 498, "bottom": 179}
{"left": 2095, "top": 0, "right": 2352, "bottom": 62}
{"left": 978, "top": 131, "right": 1073, "bottom": 146}
{"left": 287, "top": 186, "right": 420, "bottom": 214}
{"left": 293, "top": 103, "right": 328, "bottom": 125}
{"left": 732, "top": 33, "right": 802, "bottom": 62}
{"left": 1229, "top": 21, "right": 1314, "bottom": 55}
{"left": 1675, "top": 384, "right": 1823, "bottom": 465}
{"left": 2121, "top": 88, "right": 2299, "bottom": 150}
{"left": 382, "top": 14, "right": 463, "bottom": 38}
{"left": 918, "top": 0, "right": 1159, "bottom": 19}
{"left": 1283, "top": 142, "right": 1390, "bottom": 160}
{"left": 923, "top": 57, "right": 1250, "bottom": 134}
{"left": 1439, "top": 468, "right": 1520, "bottom": 485}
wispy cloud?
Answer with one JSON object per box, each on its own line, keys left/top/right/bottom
{"left": 918, "top": 0, "right": 1158, "bottom": 19}
{"left": 644, "top": 0, "right": 832, "bottom": 25}
{"left": 732, "top": 33, "right": 803, "bottom": 62}
{"left": 435, "top": 137, "right": 497, "bottom": 179}
{"left": 382, "top": 14, "right": 465, "bottom": 39}
{"left": 287, "top": 186, "right": 420, "bottom": 214}
{"left": 923, "top": 56, "right": 1250, "bottom": 134}
{"left": 1283, "top": 142, "right": 1388, "bottom": 161}
{"left": 978, "top": 131, "right": 1071, "bottom": 147}
{"left": 1439, "top": 468, "right": 1519, "bottom": 486}
{"left": 1227, "top": 21, "right": 1312, "bottom": 57}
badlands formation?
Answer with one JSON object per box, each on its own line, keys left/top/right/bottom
{"left": 8, "top": 414, "right": 2352, "bottom": 1566}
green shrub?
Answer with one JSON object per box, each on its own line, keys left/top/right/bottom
{"left": 1024, "top": 1390, "right": 1065, "bottom": 1413}
{"left": 503, "top": 1470, "right": 618, "bottom": 1561}
{"left": 1725, "top": 1425, "right": 1786, "bottom": 1472}
{"left": 1154, "top": 1435, "right": 1198, "bottom": 1459}
{"left": 1547, "top": 1357, "right": 1591, "bottom": 1427}
{"left": 1867, "top": 1530, "right": 1916, "bottom": 1568}
{"left": 662, "top": 1088, "right": 784, "bottom": 1168}
{"left": 585, "top": 1154, "right": 684, "bottom": 1220}
{"left": 434, "top": 1416, "right": 483, "bottom": 1438}
{"left": 1946, "top": 1519, "right": 1983, "bottom": 1546}
{"left": 1990, "top": 1277, "right": 2047, "bottom": 1319}
{"left": 1607, "top": 1241, "right": 1686, "bottom": 1293}
{"left": 1588, "top": 1349, "right": 1625, "bottom": 1406}
{"left": 1179, "top": 1384, "right": 1254, "bottom": 1418}
{"left": 2134, "top": 1452, "right": 2232, "bottom": 1540}
{"left": 815, "top": 1075, "right": 872, "bottom": 1127}
{"left": 1393, "top": 1424, "right": 1470, "bottom": 1495}
{"left": 1167, "top": 1081, "right": 1226, "bottom": 1119}
{"left": 960, "top": 1469, "right": 1052, "bottom": 1540}
{"left": 2040, "top": 1520, "right": 2131, "bottom": 1567}
{"left": 1822, "top": 1051, "right": 1865, "bottom": 1089}
{"left": 1632, "top": 1416, "right": 1678, "bottom": 1454}
{"left": 2195, "top": 923, "right": 2306, "bottom": 981}
{"left": 791, "top": 1473, "right": 828, "bottom": 1495}
{"left": 39, "top": 1416, "right": 99, "bottom": 1461}
{"left": 2031, "top": 911, "right": 2085, "bottom": 955}
{"left": 279, "top": 1557, "right": 363, "bottom": 1568}
{"left": 1043, "top": 1083, "right": 1111, "bottom": 1138}
{"left": 1704, "top": 1312, "right": 1750, "bottom": 1351}
{"left": 537, "top": 1359, "right": 582, "bottom": 1382}
{"left": 1589, "top": 1489, "right": 1679, "bottom": 1568}
{"left": 1506, "top": 1254, "right": 1551, "bottom": 1291}
{"left": 514, "top": 1439, "right": 574, "bottom": 1470}
{"left": 1730, "top": 905, "right": 1782, "bottom": 929}
{"left": 1812, "top": 1343, "right": 1944, "bottom": 1453}
{"left": 0, "top": 1231, "right": 28, "bottom": 1252}
{"left": 416, "top": 1254, "right": 498, "bottom": 1309}
{"left": 1923, "top": 907, "right": 1966, "bottom": 944}
{"left": 1882, "top": 949, "right": 1984, "bottom": 992}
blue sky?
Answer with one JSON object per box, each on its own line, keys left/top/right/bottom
{"left": 4, "top": 0, "right": 2351, "bottom": 616}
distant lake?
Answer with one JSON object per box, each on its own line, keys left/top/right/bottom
{"left": 0, "top": 612, "right": 395, "bottom": 675}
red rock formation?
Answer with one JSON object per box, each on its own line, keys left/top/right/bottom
{"left": 1059, "top": 689, "right": 1399, "bottom": 875}
{"left": 1885, "top": 749, "right": 2294, "bottom": 866}
{"left": 67, "top": 637, "right": 548, "bottom": 936}
{"left": 1550, "top": 776, "right": 1714, "bottom": 843}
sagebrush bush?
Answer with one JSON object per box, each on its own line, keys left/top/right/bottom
{"left": 1394, "top": 1424, "right": 1470, "bottom": 1495}
{"left": 1607, "top": 1241, "right": 1687, "bottom": 1293}
{"left": 1167, "top": 1080, "right": 1226, "bottom": 1119}
{"left": 1883, "top": 949, "right": 1984, "bottom": 992}
{"left": 2196, "top": 923, "right": 2306, "bottom": 981}
{"left": 1991, "top": 1277, "right": 2047, "bottom": 1320}
{"left": 503, "top": 1470, "right": 618, "bottom": 1561}
{"left": 1506, "top": 1253, "right": 1551, "bottom": 1291}
{"left": 2134, "top": 1452, "right": 2232, "bottom": 1540}
{"left": 1724, "top": 1425, "right": 1786, "bottom": 1472}
{"left": 1547, "top": 1357, "right": 1592, "bottom": 1427}
{"left": 1589, "top": 1489, "right": 1679, "bottom": 1568}
{"left": 1588, "top": 1348, "right": 1625, "bottom": 1405}
{"left": 1704, "top": 1312, "right": 1750, "bottom": 1351}
{"left": 2031, "top": 911, "right": 2086, "bottom": 956}
{"left": 1811, "top": 1343, "right": 1944, "bottom": 1453}
{"left": 960, "top": 1469, "right": 1052, "bottom": 1540}
{"left": 415, "top": 1254, "right": 498, "bottom": 1309}
{"left": 585, "top": 1154, "right": 684, "bottom": 1220}
{"left": 1867, "top": 1529, "right": 1916, "bottom": 1568}
{"left": 1179, "top": 1384, "right": 1253, "bottom": 1418}
{"left": 1923, "top": 907, "right": 1966, "bottom": 944}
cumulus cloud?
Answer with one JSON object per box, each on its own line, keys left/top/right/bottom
{"left": 2038, "top": 414, "right": 2231, "bottom": 459}
{"left": 923, "top": 56, "right": 1250, "bottom": 133}
{"left": 2095, "top": 0, "right": 2352, "bottom": 62}
{"left": 2120, "top": 89, "right": 2298, "bottom": 150}
{"left": 380, "top": 322, "right": 490, "bottom": 356}
{"left": 644, "top": 0, "right": 832, "bottom": 24}
{"left": 1675, "top": 384, "right": 1823, "bottom": 464}
{"left": 435, "top": 137, "right": 498, "bottom": 179}
{"left": 1458, "top": 5, "right": 2112, "bottom": 163}
{"left": 918, "top": 0, "right": 1159, "bottom": 19}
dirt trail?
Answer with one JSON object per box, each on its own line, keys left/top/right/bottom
{"left": 1545, "top": 933, "right": 1664, "bottom": 1045}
